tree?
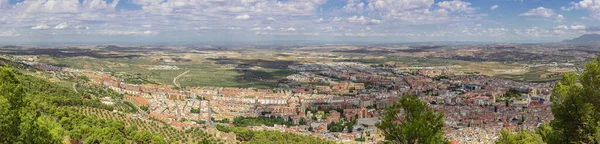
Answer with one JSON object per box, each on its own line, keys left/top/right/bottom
{"left": 0, "top": 67, "right": 25, "bottom": 143}
{"left": 548, "top": 72, "right": 599, "bottom": 143}
{"left": 376, "top": 95, "right": 447, "bottom": 144}
{"left": 496, "top": 129, "right": 543, "bottom": 144}
{"left": 499, "top": 56, "right": 600, "bottom": 144}
{"left": 346, "top": 122, "right": 354, "bottom": 133}
{"left": 151, "top": 134, "right": 167, "bottom": 144}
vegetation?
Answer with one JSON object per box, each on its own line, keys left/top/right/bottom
{"left": 233, "top": 116, "right": 295, "bottom": 127}
{"left": 216, "top": 125, "right": 335, "bottom": 143}
{"left": 191, "top": 108, "right": 201, "bottom": 113}
{"left": 376, "top": 95, "right": 447, "bottom": 144}
{"left": 0, "top": 67, "right": 214, "bottom": 143}
{"left": 496, "top": 56, "right": 600, "bottom": 144}
{"left": 495, "top": 129, "right": 544, "bottom": 144}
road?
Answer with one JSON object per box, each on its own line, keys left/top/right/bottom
{"left": 173, "top": 70, "right": 190, "bottom": 88}
{"left": 72, "top": 83, "right": 78, "bottom": 93}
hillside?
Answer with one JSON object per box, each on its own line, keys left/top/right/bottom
{"left": 0, "top": 62, "right": 335, "bottom": 143}
{"left": 563, "top": 34, "right": 600, "bottom": 44}
{"left": 0, "top": 67, "right": 169, "bottom": 143}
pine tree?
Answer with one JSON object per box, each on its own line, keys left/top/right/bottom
{"left": 376, "top": 95, "right": 447, "bottom": 144}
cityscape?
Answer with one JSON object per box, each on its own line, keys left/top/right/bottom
{"left": 1, "top": 0, "right": 600, "bottom": 144}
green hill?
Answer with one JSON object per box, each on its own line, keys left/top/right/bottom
{"left": 0, "top": 67, "right": 184, "bottom": 143}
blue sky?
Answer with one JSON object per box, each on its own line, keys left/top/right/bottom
{"left": 0, "top": 0, "right": 599, "bottom": 44}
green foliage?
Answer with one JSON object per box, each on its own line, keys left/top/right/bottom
{"left": 328, "top": 121, "right": 344, "bottom": 132}
{"left": 499, "top": 56, "right": 600, "bottom": 144}
{"left": 376, "top": 95, "right": 447, "bottom": 144}
{"left": 191, "top": 108, "right": 201, "bottom": 113}
{"left": 215, "top": 125, "right": 333, "bottom": 143}
{"left": 233, "top": 116, "right": 295, "bottom": 127}
{"left": 546, "top": 68, "right": 600, "bottom": 143}
{"left": 0, "top": 67, "right": 169, "bottom": 143}
{"left": 213, "top": 118, "right": 230, "bottom": 123}
{"left": 496, "top": 129, "right": 544, "bottom": 144}
{"left": 355, "top": 137, "right": 365, "bottom": 142}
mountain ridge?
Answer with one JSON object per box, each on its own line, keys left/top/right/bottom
{"left": 563, "top": 34, "right": 600, "bottom": 44}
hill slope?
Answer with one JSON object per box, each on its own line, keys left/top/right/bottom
{"left": 0, "top": 67, "right": 178, "bottom": 143}
{"left": 563, "top": 34, "right": 600, "bottom": 44}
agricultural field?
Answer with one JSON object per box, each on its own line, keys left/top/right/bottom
{"left": 71, "top": 107, "right": 223, "bottom": 144}
{"left": 38, "top": 54, "right": 297, "bottom": 88}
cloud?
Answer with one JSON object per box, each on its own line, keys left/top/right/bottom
{"left": 437, "top": 0, "right": 475, "bottom": 13}
{"left": 31, "top": 24, "right": 50, "bottom": 30}
{"left": 284, "top": 27, "right": 296, "bottom": 32}
{"left": 343, "top": 0, "right": 365, "bottom": 13}
{"left": 346, "top": 16, "right": 382, "bottom": 25}
{"left": 563, "top": 0, "right": 600, "bottom": 20}
{"left": 0, "top": 0, "right": 8, "bottom": 9}
{"left": 556, "top": 14, "right": 565, "bottom": 22}
{"left": 369, "top": 19, "right": 382, "bottom": 24}
{"left": 235, "top": 14, "right": 251, "bottom": 20}
{"left": 0, "top": 30, "right": 19, "bottom": 37}
{"left": 100, "top": 30, "right": 159, "bottom": 36}
{"left": 490, "top": 5, "right": 499, "bottom": 11}
{"left": 54, "top": 22, "right": 69, "bottom": 29}
{"left": 519, "top": 7, "right": 555, "bottom": 18}
{"left": 75, "top": 25, "right": 89, "bottom": 30}
{"left": 554, "top": 25, "right": 569, "bottom": 30}
{"left": 332, "top": 17, "right": 342, "bottom": 22}
{"left": 347, "top": 15, "right": 367, "bottom": 23}
{"left": 251, "top": 27, "right": 262, "bottom": 31}
{"left": 571, "top": 25, "right": 586, "bottom": 30}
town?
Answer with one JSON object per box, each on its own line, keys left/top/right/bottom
{"left": 1, "top": 47, "right": 559, "bottom": 143}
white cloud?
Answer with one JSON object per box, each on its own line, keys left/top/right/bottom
{"left": 437, "top": 0, "right": 475, "bottom": 13}
{"left": 235, "top": 14, "right": 251, "bottom": 20}
{"left": 346, "top": 16, "right": 382, "bottom": 25}
{"left": 519, "top": 7, "right": 555, "bottom": 18}
{"left": 0, "top": 0, "right": 8, "bottom": 9}
{"left": 347, "top": 15, "right": 367, "bottom": 23}
{"left": 554, "top": 25, "right": 569, "bottom": 30}
{"left": 263, "top": 26, "right": 273, "bottom": 30}
{"left": 369, "top": 19, "right": 382, "bottom": 24}
{"left": 267, "top": 17, "right": 276, "bottom": 21}
{"left": 101, "top": 30, "right": 159, "bottom": 36}
{"left": 556, "top": 14, "right": 565, "bottom": 22}
{"left": 571, "top": 25, "right": 586, "bottom": 30}
{"left": 285, "top": 27, "right": 296, "bottom": 32}
{"left": 490, "top": 5, "right": 499, "bottom": 11}
{"left": 54, "top": 22, "right": 69, "bottom": 29}
{"left": 31, "top": 24, "right": 50, "bottom": 30}
{"left": 343, "top": 0, "right": 365, "bottom": 13}
{"left": 0, "top": 30, "right": 19, "bottom": 37}
{"left": 251, "top": 26, "right": 274, "bottom": 31}
{"left": 563, "top": 0, "right": 600, "bottom": 20}
{"left": 332, "top": 17, "right": 342, "bottom": 22}
{"left": 75, "top": 25, "right": 89, "bottom": 30}
{"left": 251, "top": 27, "right": 262, "bottom": 31}
{"left": 315, "top": 18, "right": 324, "bottom": 23}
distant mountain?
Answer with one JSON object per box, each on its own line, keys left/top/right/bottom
{"left": 563, "top": 34, "right": 600, "bottom": 44}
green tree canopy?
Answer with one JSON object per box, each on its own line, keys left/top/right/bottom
{"left": 376, "top": 95, "right": 447, "bottom": 144}
{"left": 496, "top": 129, "right": 544, "bottom": 144}
{"left": 497, "top": 56, "right": 600, "bottom": 144}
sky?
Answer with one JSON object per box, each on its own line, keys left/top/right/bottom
{"left": 0, "top": 0, "right": 599, "bottom": 44}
